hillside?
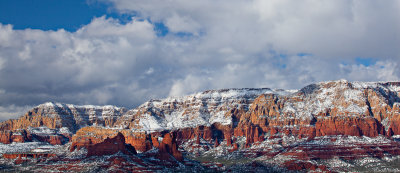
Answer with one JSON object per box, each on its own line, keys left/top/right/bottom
{"left": 1, "top": 80, "right": 400, "bottom": 172}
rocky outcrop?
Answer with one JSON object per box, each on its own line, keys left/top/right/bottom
{"left": 70, "top": 127, "right": 121, "bottom": 152}
{"left": 279, "top": 137, "right": 400, "bottom": 161}
{"left": 115, "top": 88, "right": 274, "bottom": 132}
{"left": 0, "top": 130, "right": 31, "bottom": 144}
{"left": 230, "top": 81, "right": 400, "bottom": 147}
{"left": 107, "top": 80, "right": 400, "bottom": 151}
{"left": 33, "top": 134, "right": 66, "bottom": 145}
{"left": 225, "top": 132, "right": 232, "bottom": 146}
{"left": 158, "top": 132, "right": 183, "bottom": 161}
{"left": 314, "top": 116, "right": 385, "bottom": 137}
{"left": 72, "top": 130, "right": 138, "bottom": 157}
{"left": 283, "top": 160, "right": 329, "bottom": 172}
{"left": 69, "top": 127, "right": 184, "bottom": 161}
{"left": 69, "top": 126, "right": 152, "bottom": 153}
{"left": 86, "top": 132, "right": 136, "bottom": 157}
{"left": 8, "top": 80, "right": 400, "bottom": 148}
{"left": 124, "top": 131, "right": 152, "bottom": 152}
{"left": 3, "top": 153, "right": 57, "bottom": 164}
{"left": 0, "top": 131, "right": 12, "bottom": 144}
{"left": 2, "top": 80, "right": 400, "bottom": 172}
{"left": 3, "top": 153, "right": 56, "bottom": 159}
{"left": 0, "top": 102, "right": 126, "bottom": 133}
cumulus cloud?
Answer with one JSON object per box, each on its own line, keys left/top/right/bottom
{"left": 107, "top": 0, "right": 400, "bottom": 58}
{"left": 0, "top": 17, "right": 164, "bottom": 107}
{"left": 0, "top": 1, "right": 399, "bottom": 120}
{"left": 0, "top": 105, "right": 32, "bottom": 122}
{"left": 339, "top": 60, "right": 400, "bottom": 82}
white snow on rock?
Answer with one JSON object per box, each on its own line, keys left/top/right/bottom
{"left": 59, "top": 127, "right": 72, "bottom": 134}
{"left": 127, "top": 88, "right": 289, "bottom": 131}
{"left": 27, "top": 126, "right": 72, "bottom": 135}
{"left": 37, "top": 102, "right": 126, "bottom": 119}
{"left": 0, "top": 142, "right": 55, "bottom": 154}
{"left": 120, "top": 80, "right": 400, "bottom": 132}
{"left": 31, "top": 102, "right": 127, "bottom": 130}
{"left": 6, "top": 80, "right": 400, "bottom": 133}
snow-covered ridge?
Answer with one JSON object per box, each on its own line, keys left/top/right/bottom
{"left": 194, "top": 88, "right": 295, "bottom": 98}
{"left": 316, "top": 79, "right": 400, "bottom": 90}
{"left": 8, "top": 80, "right": 399, "bottom": 133}
{"left": 129, "top": 80, "right": 400, "bottom": 132}
{"left": 39, "top": 102, "right": 124, "bottom": 111}
{"left": 126, "top": 88, "right": 296, "bottom": 131}
{"left": 36, "top": 101, "right": 127, "bottom": 121}
{"left": 144, "top": 88, "right": 295, "bottom": 106}
{"left": 27, "top": 126, "right": 72, "bottom": 135}
{"left": 284, "top": 80, "right": 400, "bottom": 120}
{"left": 26, "top": 102, "right": 128, "bottom": 131}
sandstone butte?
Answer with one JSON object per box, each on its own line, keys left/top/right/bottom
{"left": 1, "top": 80, "right": 400, "bottom": 172}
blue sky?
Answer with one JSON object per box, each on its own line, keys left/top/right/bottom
{"left": 0, "top": 0, "right": 399, "bottom": 121}
{"left": 0, "top": 0, "right": 171, "bottom": 40}
{"left": 0, "top": 0, "right": 118, "bottom": 31}
{"left": 0, "top": 0, "right": 171, "bottom": 35}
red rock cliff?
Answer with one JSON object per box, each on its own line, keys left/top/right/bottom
{"left": 86, "top": 132, "right": 136, "bottom": 157}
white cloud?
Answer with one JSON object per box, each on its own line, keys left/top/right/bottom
{"left": 0, "top": 17, "right": 159, "bottom": 106}
{"left": 169, "top": 74, "right": 211, "bottom": 97}
{"left": 18, "top": 45, "right": 31, "bottom": 60}
{"left": 0, "top": 24, "right": 13, "bottom": 47}
{"left": 145, "top": 67, "right": 154, "bottom": 75}
{"left": 0, "top": 1, "right": 399, "bottom": 120}
{"left": 107, "top": 0, "right": 400, "bottom": 59}
{"left": 340, "top": 61, "right": 400, "bottom": 82}
{"left": 0, "top": 105, "right": 32, "bottom": 122}
{"left": 165, "top": 13, "right": 201, "bottom": 34}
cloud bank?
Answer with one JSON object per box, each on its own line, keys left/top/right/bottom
{"left": 1, "top": 0, "right": 399, "bottom": 120}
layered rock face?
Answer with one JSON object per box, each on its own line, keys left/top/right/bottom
{"left": 0, "top": 127, "right": 72, "bottom": 145}
{"left": 0, "top": 102, "right": 126, "bottom": 133}
{"left": 0, "top": 103, "right": 125, "bottom": 145}
{"left": 69, "top": 126, "right": 150, "bottom": 152}
{"left": 114, "top": 80, "right": 400, "bottom": 147}
{"left": 70, "top": 126, "right": 182, "bottom": 161}
{"left": 0, "top": 130, "right": 31, "bottom": 144}
{"left": 235, "top": 81, "right": 399, "bottom": 141}
{"left": 9, "top": 80, "right": 399, "bottom": 147}
{"left": 86, "top": 132, "right": 137, "bottom": 157}
{"left": 114, "top": 88, "right": 285, "bottom": 131}
{"left": 113, "top": 88, "right": 291, "bottom": 150}
{"left": 2, "top": 80, "right": 400, "bottom": 172}
{"left": 158, "top": 132, "right": 183, "bottom": 161}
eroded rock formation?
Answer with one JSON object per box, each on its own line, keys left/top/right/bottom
{"left": 86, "top": 132, "right": 136, "bottom": 157}
{"left": 2, "top": 80, "right": 400, "bottom": 172}
{"left": 0, "top": 102, "right": 126, "bottom": 133}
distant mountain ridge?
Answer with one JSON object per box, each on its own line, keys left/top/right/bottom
{"left": 2, "top": 80, "right": 400, "bottom": 172}
{"left": 2, "top": 80, "right": 400, "bottom": 134}
{"left": 0, "top": 102, "right": 127, "bottom": 133}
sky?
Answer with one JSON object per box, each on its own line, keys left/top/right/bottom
{"left": 0, "top": 0, "right": 399, "bottom": 121}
